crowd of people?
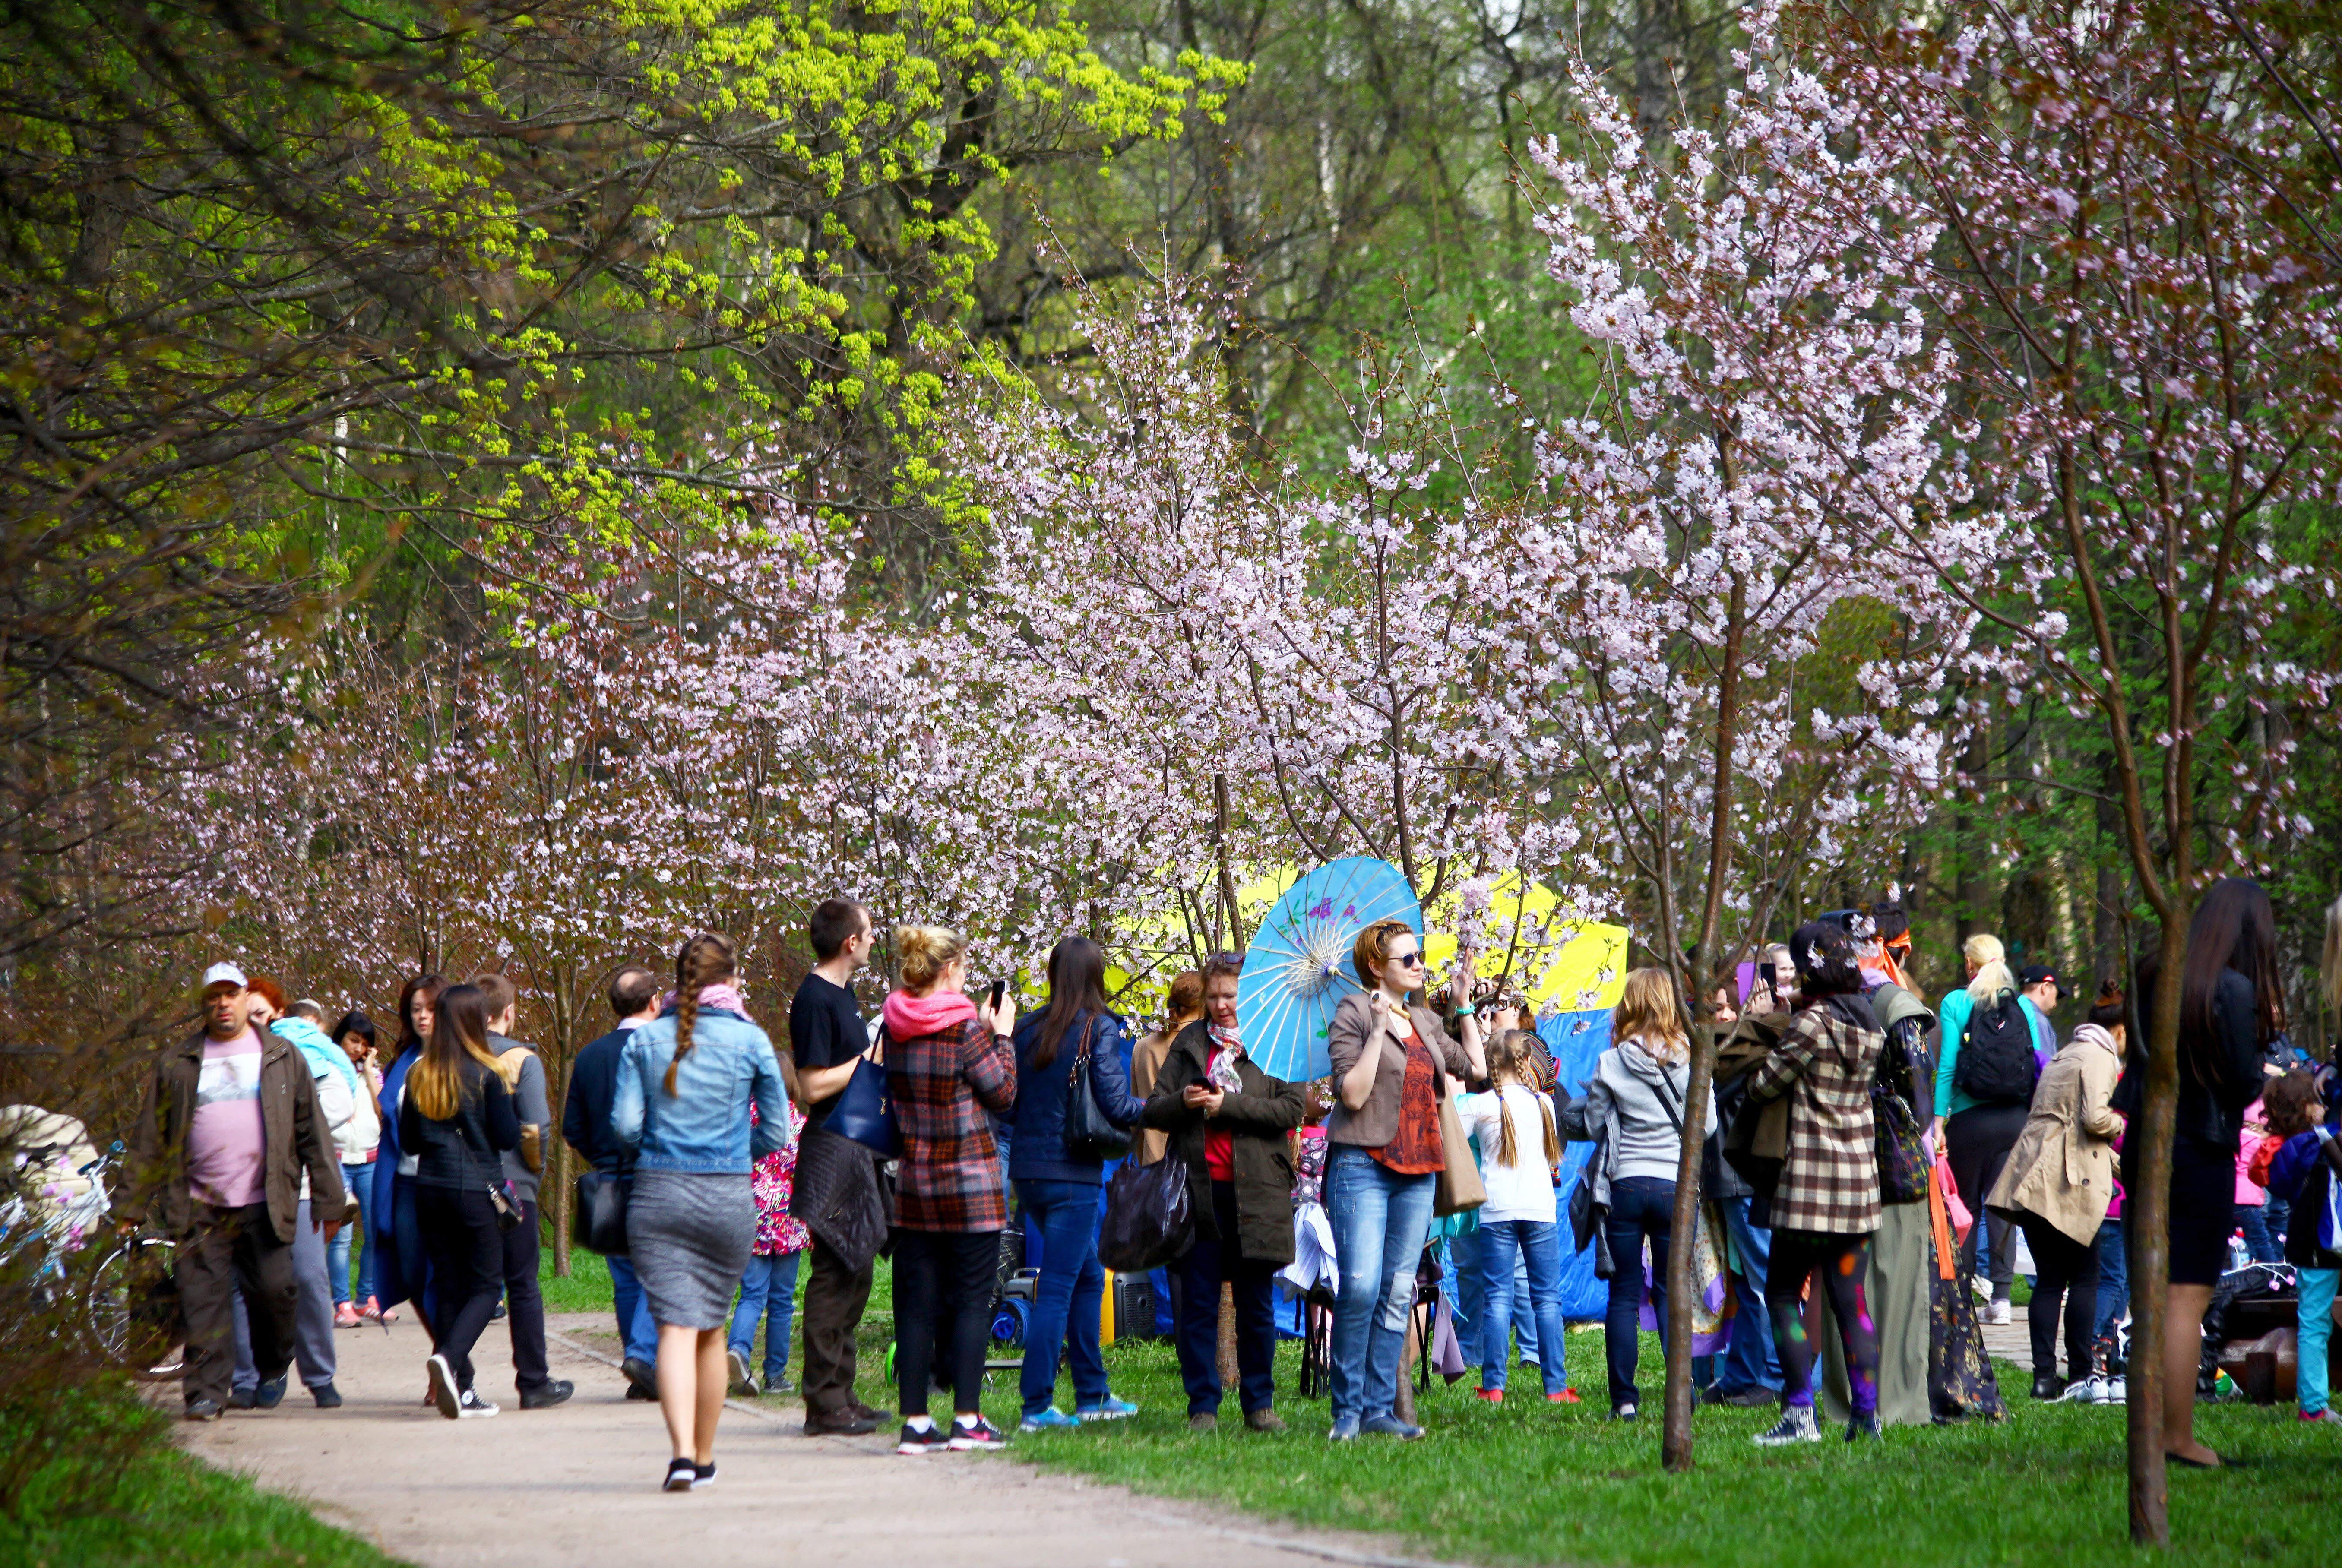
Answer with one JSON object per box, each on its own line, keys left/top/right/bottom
{"left": 109, "top": 877, "right": 2338, "bottom": 1483}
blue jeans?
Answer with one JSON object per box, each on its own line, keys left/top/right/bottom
{"left": 329, "top": 1161, "right": 372, "bottom": 1304}
{"left": 1716, "top": 1194, "right": 1782, "bottom": 1392}
{"left": 1601, "top": 1176, "right": 1674, "bottom": 1410}
{"left": 1014, "top": 1177, "right": 1112, "bottom": 1416}
{"left": 2299, "top": 1267, "right": 2338, "bottom": 1417}
{"left": 1174, "top": 1180, "right": 1279, "bottom": 1416}
{"left": 1478, "top": 1220, "right": 1568, "bottom": 1394}
{"left": 1453, "top": 1229, "right": 1540, "bottom": 1368}
{"left": 1325, "top": 1144, "right": 1437, "bottom": 1424}
{"left": 728, "top": 1250, "right": 803, "bottom": 1385}
{"left": 2092, "top": 1217, "right": 2129, "bottom": 1341}
{"left": 606, "top": 1251, "right": 660, "bottom": 1366}
{"left": 2239, "top": 1204, "right": 2281, "bottom": 1264}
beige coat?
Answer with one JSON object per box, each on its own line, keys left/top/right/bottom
{"left": 1986, "top": 1022, "right": 2126, "bottom": 1246}
{"left": 1323, "top": 991, "right": 1471, "bottom": 1150}
{"left": 1128, "top": 1027, "right": 1177, "bottom": 1165}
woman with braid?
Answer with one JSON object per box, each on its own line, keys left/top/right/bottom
{"left": 614, "top": 932, "right": 793, "bottom": 1492}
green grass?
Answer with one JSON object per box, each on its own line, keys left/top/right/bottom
{"left": 4, "top": 1385, "right": 403, "bottom": 1568}
{"left": 1007, "top": 1328, "right": 2328, "bottom": 1568}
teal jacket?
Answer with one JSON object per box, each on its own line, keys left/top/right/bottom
{"left": 1934, "top": 989, "right": 2050, "bottom": 1118}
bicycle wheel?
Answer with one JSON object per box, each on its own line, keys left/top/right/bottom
{"left": 85, "top": 1236, "right": 185, "bottom": 1381}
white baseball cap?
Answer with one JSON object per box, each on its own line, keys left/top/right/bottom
{"left": 199, "top": 961, "right": 249, "bottom": 993}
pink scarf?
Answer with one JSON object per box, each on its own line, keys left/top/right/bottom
{"left": 662, "top": 983, "right": 750, "bottom": 1017}
{"left": 883, "top": 987, "right": 976, "bottom": 1038}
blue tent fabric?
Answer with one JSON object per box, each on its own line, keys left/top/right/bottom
{"left": 1538, "top": 1007, "right": 1614, "bottom": 1321}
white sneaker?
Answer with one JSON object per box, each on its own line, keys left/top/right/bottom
{"left": 2058, "top": 1377, "right": 2101, "bottom": 1403}
{"left": 426, "top": 1354, "right": 460, "bottom": 1420}
{"left": 1754, "top": 1406, "right": 1821, "bottom": 1446}
{"left": 1986, "top": 1299, "right": 2012, "bottom": 1325}
{"left": 456, "top": 1388, "right": 500, "bottom": 1419}
{"left": 2098, "top": 1376, "right": 2126, "bottom": 1405}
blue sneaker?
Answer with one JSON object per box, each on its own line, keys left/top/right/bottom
{"left": 1360, "top": 1413, "right": 1424, "bottom": 1440}
{"left": 1019, "top": 1407, "right": 1081, "bottom": 1432}
{"left": 1327, "top": 1414, "right": 1361, "bottom": 1442}
{"left": 1075, "top": 1396, "right": 1139, "bottom": 1423}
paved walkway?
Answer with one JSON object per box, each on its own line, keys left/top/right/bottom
{"left": 176, "top": 1309, "right": 1450, "bottom": 1568}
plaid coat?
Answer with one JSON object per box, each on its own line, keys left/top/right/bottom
{"left": 888, "top": 1015, "right": 1016, "bottom": 1233}
{"left": 1748, "top": 998, "right": 1883, "bottom": 1235}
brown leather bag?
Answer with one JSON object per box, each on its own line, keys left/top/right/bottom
{"left": 1432, "top": 1091, "right": 1486, "bottom": 1217}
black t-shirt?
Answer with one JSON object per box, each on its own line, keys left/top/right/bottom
{"left": 791, "top": 970, "right": 867, "bottom": 1122}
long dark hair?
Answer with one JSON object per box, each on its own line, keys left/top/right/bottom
{"left": 665, "top": 932, "right": 737, "bottom": 1097}
{"left": 2180, "top": 877, "right": 2283, "bottom": 1048}
{"left": 409, "top": 983, "right": 498, "bottom": 1120}
{"left": 1031, "top": 936, "right": 1108, "bottom": 1070}
{"left": 397, "top": 973, "right": 445, "bottom": 1061}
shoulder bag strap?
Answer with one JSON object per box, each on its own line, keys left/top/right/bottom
{"left": 1649, "top": 1060, "right": 1687, "bottom": 1135}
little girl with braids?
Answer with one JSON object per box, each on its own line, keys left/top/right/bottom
{"left": 1455, "top": 1028, "right": 1578, "bottom": 1404}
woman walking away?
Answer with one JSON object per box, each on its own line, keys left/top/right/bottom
{"left": 1560, "top": 971, "right": 1715, "bottom": 1419}
{"left": 400, "top": 983, "right": 519, "bottom": 1420}
{"left": 1459, "top": 1028, "right": 1577, "bottom": 1405}
{"left": 1935, "top": 934, "right": 2038, "bottom": 1322}
{"left": 371, "top": 976, "right": 443, "bottom": 1340}
{"left": 1747, "top": 923, "right": 1886, "bottom": 1445}
{"left": 1130, "top": 970, "right": 1204, "bottom": 1166}
{"left": 1323, "top": 918, "right": 1486, "bottom": 1441}
{"left": 884, "top": 926, "right": 1018, "bottom": 1455}
{"left": 329, "top": 1011, "right": 383, "bottom": 1324}
{"left": 2115, "top": 876, "right": 2282, "bottom": 1468}
{"left": 613, "top": 933, "right": 792, "bottom": 1492}
{"left": 1142, "top": 951, "right": 1305, "bottom": 1432}
{"left": 1987, "top": 981, "right": 2128, "bottom": 1400}
{"left": 1010, "top": 936, "right": 1148, "bottom": 1431}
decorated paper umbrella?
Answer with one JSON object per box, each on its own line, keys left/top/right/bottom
{"left": 1237, "top": 857, "right": 1421, "bottom": 1082}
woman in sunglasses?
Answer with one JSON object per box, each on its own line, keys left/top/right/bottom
{"left": 1321, "top": 917, "right": 1486, "bottom": 1439}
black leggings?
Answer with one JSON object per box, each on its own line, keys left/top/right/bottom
{"left": 415, "top": 1185, "right": 503, "bottom": 1391}
{"left": 1765, "top": 1230, "right": 1877, "bottom": 1415}
{"left": 894, "top": 1229, "right": 999, "bottom": 1419}
{"left": 2016, "top": 1213, "right": 2100, "bottom": 1382}
{"left": 1946, "top": 1104, "right": 2028, "bottom": 1293}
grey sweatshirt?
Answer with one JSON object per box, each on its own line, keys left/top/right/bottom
{"left": 1587, "top": 1039, "right": 1717, "bottom": 1183}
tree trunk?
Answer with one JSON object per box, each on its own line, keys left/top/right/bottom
{"left": 2126, "top": 913, "right": 2186, "bottom": 1546}
{"left": 1661, "top": 1029, "right": 1716, "bottom": 1470}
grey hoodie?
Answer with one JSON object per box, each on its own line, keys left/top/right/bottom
{"left": 1562, "top": 1038, "right": 1719, "bottom": 1189}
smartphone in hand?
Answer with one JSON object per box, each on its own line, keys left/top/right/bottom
{"left": 988, "top": 978, "right": 1006, "bottom": 1012}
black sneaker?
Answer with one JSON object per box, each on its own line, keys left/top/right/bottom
{"left": 2031, "top": 1374, "right": 2067, "bottom": 1401}
{"left": 519, "top": 1379, "right": 575, "bottom": 1410}
{"left": 663, "top": 1458, "right": 697, "bottom": 1492}
{"left": 896, "top": 1421, "right": 952, "bottom": 1456}
{"left": 456, "top": 1388, "right": 500, "bottom": 1419}
{"left": 426, "top": 1354, "right": 461, "bottom": 1420}
{"left": 622, "top": 1356, "right": 658, "bottom": 1400}
{"left": 948, "top": 1416, "right": 1009, "bottom": 1451}
{"left": 310, "top": 1382, "right": 343, "bottom": 1409}
{"left": 184, "top": 1397, "right": 224, "bottom": 1422}
{"left": 691, "top": 1461, "right": 717, "bottom": 1489}
{"left": 252, "top": 1376, "right": 287, "bottom": 1410}
{"left": 1844, "top": 1411, "right": 1883, "bottom": 1442}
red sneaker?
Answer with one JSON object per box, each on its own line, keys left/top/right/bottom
{"left": 1471, "top": 1386, "right": 1504, "bottom": 1405}
{"left": 1547, "top": 1388, "right": 1583, "bottom": 1404}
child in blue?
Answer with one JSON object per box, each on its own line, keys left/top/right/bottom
{"left": 2262, "top": 1069, "right": 2339, "bottom": 1425}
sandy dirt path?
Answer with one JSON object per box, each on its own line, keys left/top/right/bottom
{"left": 175, "top": 1307, "right": 1456, "bottom": 1568}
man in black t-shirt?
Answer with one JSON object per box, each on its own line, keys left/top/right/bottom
{"left": 789, "top": 896, "right": 885, "bottom": 1434}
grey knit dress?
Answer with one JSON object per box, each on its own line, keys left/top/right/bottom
{"left": 627, "top": 1170, "right": 756, "bottom": 1330}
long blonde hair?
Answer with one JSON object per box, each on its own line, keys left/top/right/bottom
{"left": 1964, "top": 933, "right": 2014, "bottom": 1002}
{"left": 408, "top": 984, "right": 502, "bottom": 1121}
{"left": 1611, "top": 967, "right": 1689, "bottom": 1065}
{"left": 1485, "top": 1028, "right": 1560, "bottom": 1169}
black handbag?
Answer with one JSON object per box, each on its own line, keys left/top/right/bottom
{"left": 819, "top": 1028, "right": 901, "bottom": 1157}
{"left": 1099, "top": 1153, "right": 1193, "bottom": 1272}
{"left": 1567, "top": 1131, "right": 1612, "bottom": 1278}
{"left": 1063, "top": 1018, "right": 1131, "bottom": 1162}
{"left": 1872, "top": 1025, "right": 1931, "bottom": 1205}
{"left": 571, "top": 1168, "right": 629, "bottom": 1255}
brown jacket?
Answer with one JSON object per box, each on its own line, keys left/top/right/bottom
{"left": 1324, "top": 991, "right": 1472, "bottom": 1149}
{"left": 116, "top": 1028, "right": 347, "bottom": 1243}
{"left": 1987, "top": 1024, "right": 2125, "bottom": 1246}
{"left": 1139, "top": 1022, "right": 1305, "bottom": 1263}
{"left": 1128, "top": 1027, "right": 1177, "bottom": 1166}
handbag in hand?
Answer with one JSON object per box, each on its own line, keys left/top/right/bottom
{"left": 1872, "top": 1027, "right": 1931, "bottom": 1204}
{"left": 1099, "top": 1153, "right": 1193, "bottom": 1272}
{"left": 571, "top": 1168, "right": 629, "bottom": 1255}
{"left": 819, "top": 1029, "right": 901, "bottom": 1158}
{"left": 1063, "top": 1018, "right": 1132, "bottom": 1162}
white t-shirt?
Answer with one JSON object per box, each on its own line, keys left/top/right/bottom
{"left": 1455, "top": 1085, "right": 1560, "bottom": 1224}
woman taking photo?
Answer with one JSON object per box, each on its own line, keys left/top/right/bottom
{"left": 2117, "top": 877, "right": 2280, "bottom": 1468}
{"left": 1323, "top": 917, "right": 1485, "bottom": 1441}
{"left": 1009, "top": 936, "right": 1146, "bottom": 1431}
{"left": 329, "top": 1010, "right": 383, "bottom": 1325}
{"left": 1142, "top": 950, "right": 1305, "bottom": 1432}
{"left": 1746, "top": 923, "right": 1885, "bottom": 1445}
{"left": 399, "top": 983, "right": 519, "bottom": 1420}
{"left": 370, "top": 974, "right": 443, "bottom": 1337}
{"left": 884, "top": 925, "right": 1018, "bottom": 1456}
{"left": 1988, "top": 980, "right": 2128, "bottom": 1400}
{"left": 1560, "top": 969, "right": 1715, "bottom": 1421}
{"left": 613, "top": 932, "right": 792, "bottom": 1492}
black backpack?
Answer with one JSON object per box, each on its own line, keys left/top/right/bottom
{"left": 1953, "top": 993, "right": 2038, "bottom": 1106}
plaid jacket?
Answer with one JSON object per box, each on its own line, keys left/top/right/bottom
{"left": 889, "top": 1015, "right": 1016, "bottom": 1233}
{"left": 1748, "top": 999, "right": 1883, "bottom": 1235}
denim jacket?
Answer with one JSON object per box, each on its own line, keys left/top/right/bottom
{"left": 613, "top": 1008, "right": 792, "bottom": 1175}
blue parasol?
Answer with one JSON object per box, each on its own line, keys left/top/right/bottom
{"left": 1236, "top": 857, "right": 1422, "bottom": 1082}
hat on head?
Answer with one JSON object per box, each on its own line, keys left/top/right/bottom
{"left": 2018, "top": 963, "right": 2070, "bottom": 1000}
{"left": 199, "top": 961, "right": 248, "bottom": 994}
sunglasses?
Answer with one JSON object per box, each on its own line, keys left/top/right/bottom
{"left": 1386, "top": 950, "right": 1425, "bottom": 969}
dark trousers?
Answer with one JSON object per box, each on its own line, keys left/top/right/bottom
{"left": 500, "top": 1199, "right": 550, "bottom": 1391}
{"left": 178, "top": 1202, "right": 297, "bottom": 1407}
{"left": 894, "top": 1228, "right": 999, "bottom": 1419}
{"left": 416, "top": 1185, "right": 503, "bottom": 1392}
{"left": 1766, "top": 1230, "right": 1877, "bottom": 1415}
{"left": 1946, "top": 1104, "right": 2027, "bottom": 1294}
{"left": 2017, "top": 1213, "right": 2100, "bottom": 1382}
{"left": 800, "top": 1235, "right": 876, "bottom": 1417}
{"left": 1173, "top": 1181, "right": 1279, "bottom": 1417}
{"left": 1601, "top": 1176, "right": 1674, "bottom": 1411}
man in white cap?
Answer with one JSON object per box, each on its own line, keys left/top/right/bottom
{"left": 114, "top": 962, "right": 346, "bottom": 1421}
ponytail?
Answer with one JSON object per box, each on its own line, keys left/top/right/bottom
{"left": 664, "top": 931, "right": 737, "bottom": 1097}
